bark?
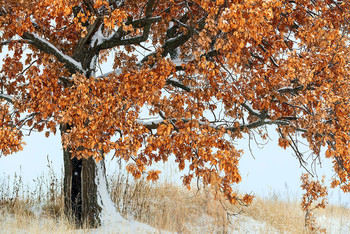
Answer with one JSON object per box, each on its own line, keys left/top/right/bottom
{"left": 60, "top": 123, "right": 102, "bottom": 228}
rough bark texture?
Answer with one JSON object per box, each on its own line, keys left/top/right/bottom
{"left": 60, "top": 123, "right": 102, "bottom": 227}
{"left": 81, "top": 156, "right": 101, "bottom": 227}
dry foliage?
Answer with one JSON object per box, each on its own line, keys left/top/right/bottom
{"left": 300, "top": 173, "right": 328, "bottom": 233}
{"left": 1, "top": 1, "right": 350, "bottom": 214}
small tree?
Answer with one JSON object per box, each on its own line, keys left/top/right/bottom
{"left": 301, "top": 174, "right": 328, "bottom": 233}
{"left": 1, "top": 0, "right": 350, "bottom": 227}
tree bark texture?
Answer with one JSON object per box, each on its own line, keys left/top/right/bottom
{"left": 60, "top": 123, "right": 102, "bottom": 227}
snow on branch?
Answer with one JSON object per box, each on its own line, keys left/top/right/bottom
{"left": 97, "top": 0, "right": 158, "bottom": 51}
{"left": 166, "top": 78, "right": 191, "bottom": 92}
{"left": 0, "top": 40, "right": 11, "bottom": 47}
{"left": 241, "top": 102, "right": 262, "bottom": 117}
{"left": 137, "top": 115, "right": 291, "bottom": 134}
{"left": 137, "top": 119, "right": 164, "bottom": 130}
{"left": 140, "top": 15, "right": 207, "bottom": 65}
{"left": 22, "top": 32, "right": 84, "bottom": 74}
{"left": 0, "top": 93, "right": 14, "bottom": 103}
{"left": 98, "top": 69, "right": 122, "bottom": 78}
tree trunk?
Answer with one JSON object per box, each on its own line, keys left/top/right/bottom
{"left": 60, "top": 123, "right": 102, "bottom": 227}
{"left": 59, "top": 45, "right": 118, "bottom": 228}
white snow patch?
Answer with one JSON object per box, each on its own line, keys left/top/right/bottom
{"left": 230, "top": 215, "right": 278, "bottom": 233}
{"left": 90, "top": 25, "right": 123, "bottom": 48}
{"left": 168, "top": 21, "right": 174, "bottom": 29}
{"left": 95, "top": 160, "right": 122, "bottom": 225}
{"left": 98, "top": 69, "right": 123, "bottom": 78}
{"left": 90, "top": 26, "right": 106, "bottom": 47}
{"left": 94, "top": 161, "right": 161, "bottom": 233}
{"left": 242, "top": 102, "right": 261, "bottom": 116}
{"left": 137, "top": 118, "right": 163, "bottom": 126}
{"left": 171, "top": 58, "right": 184, "bottom": 67}
{"left": 317, "top": 215, "right": 350, "bottom": 234}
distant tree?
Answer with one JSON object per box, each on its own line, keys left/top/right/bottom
{"left": 1, "top": 0, "right": 350, "bottom": 228}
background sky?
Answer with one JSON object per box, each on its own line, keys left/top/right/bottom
{"left": 0, "top": 126, "right": 348, "bottom": 208}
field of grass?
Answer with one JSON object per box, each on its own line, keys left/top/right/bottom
{"left": 0, "top": 165, "right": 349, "bottom": 233}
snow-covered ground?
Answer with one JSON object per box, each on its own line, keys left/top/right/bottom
{"left": 81, "top": 217, "right": 169, "bottom": 234}
{"left": 317, "top": 215, "right": 350, "bottom": 234}
{"left": 1, "top": 214, "right": 168, "bottom": 234}
{"left": 2, "top": 205, "right": 350, "bottom": 233}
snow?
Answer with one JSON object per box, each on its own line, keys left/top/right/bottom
{"left": 83, "top": 222, "right": 167, "bottom": 234}
{"left": 95, "top": 160, "right": 122, "bottom": 225}
{"left": 230, "top": 216, "right": 277, "bottom": 233}
{"left": 171, "top": 58, "right": 183, "bottom": 67}
{"left": 90, "top": 55, "right": 98, "bottom": 77}
{"left": 94, "top": 161, "right": 160, "bottom": 233}
{"left": 31, "top": 33, "right": 83, "bottom": 72}
{"left": 136, "top": 118, "right": 163, "bottom": 126}
{"left": 0, "top": 93, "right": 14, "bottom": 102}
{"left": 168, "top": 21, "right": 174, "bottom": 29}
{"left": 90, "top": 25, "right": 108, "bottom": 48}
{"left": 317, "top": 215, "right": 350, "bottom": 234}
{"left": 242, "top": 102, "right": 261, "bottom": 116}
{"left": 98, "top": 69, "right": 122, "bottom": 78}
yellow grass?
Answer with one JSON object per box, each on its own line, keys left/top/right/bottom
{"left": 1, "top": 169, "right": 349, "bottom": 233}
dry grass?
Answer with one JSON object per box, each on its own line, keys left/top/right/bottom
{"left": 109, "top": 171, "right": 350, "bottom": 233}
{"left": 235, "top": 197, "right": 305, "bottom": 232}
{"left": 109, "top": 174, "right": 233, "bottom": 233}
{"left": 1, "top": 163, "right": 349, "bottom": 233}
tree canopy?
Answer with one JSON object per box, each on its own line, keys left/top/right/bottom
{"left": 1, "top": 0, "right": 350, "bottom": 207}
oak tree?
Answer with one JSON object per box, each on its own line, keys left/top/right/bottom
{"left": 1, "top": 0, "right": 350, "bottom": 227}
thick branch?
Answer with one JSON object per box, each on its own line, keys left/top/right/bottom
{"left": 129, "top": 16, "right": 161, "bottom": 28}
{"left": 0, "top": 93, "right": 14, "bottom": 103}
{"left": 233, "top": 119, "right": 290, "bottom": 132}
{"left": 140, "top": 15, "right": 207, "bottom": 64}
{"left": 277, "top": 86, "right": 303, "bottom": 94}
{"left": 0, "top": 40, "right": 11, "bottom": 47}
{"left": 166, "top": 78, "right": 191, "bottom": 92}
{"left": 74, "top": 17, "right": 102, "bottom": 60}
{"left": 22, "top": 32, "right": 84, "bottom": 74}
{"left": 97, "top": 0, "right": 156, "bottom": 50}
{"left": 241, "top": 103, "right": 262, "bottom": 117}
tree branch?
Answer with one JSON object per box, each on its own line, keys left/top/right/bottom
{"left": 166, "top": 78, "right": 191, "bottom": 92}
{"left": 97, "top": 0, "right": 157, "bottom": 50}
{"left": 22, "top": 32, "right": 84, "bottom": 74}
{"left": 139, "top": 116, "right": 291, "bottom": 133}
{"left": 0, "top": 40, "right": 11, "bottom": 47}
{"left": 140, "top": 14, "right": 207, "bottom": 64}
{"left": 0, "top": 93, "right": 14, "bottom": 103}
